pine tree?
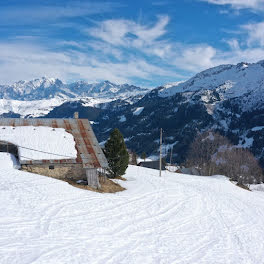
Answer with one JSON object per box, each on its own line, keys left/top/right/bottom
{"left": 141, "top": 152, "right": 146, "bottom": 161}
{"left": 104, "top": 128, "right": 129, "bottom": 178}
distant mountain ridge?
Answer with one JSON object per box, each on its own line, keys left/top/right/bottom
{"left": 0, "top": 77, "right": 149, "bottom": 101}
{"left": 1, "top": 61, "right": 264, "bottom": 167}
{"left": 158, "top": 60, "right": 264, "bottom": 100}
{"left": 88, "top": 60, "right": 264, "bottom": 166}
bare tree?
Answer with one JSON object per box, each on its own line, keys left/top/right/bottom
{"left": 185, "top": 131, "right": 263, "bottom": 184}
{"left": 217, "top": 147, "right": 263, "bottom": 184}
{"left": 186, "top": 131, "right": 230, "bottom": 175}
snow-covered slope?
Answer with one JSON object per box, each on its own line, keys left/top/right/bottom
{"left": 0, "top": 152, "right": 20, "bottom": 168}
{"left": 0, "top": 98, "right": 66, "bottom": 118}
{"left": 1, "top": 161, "right": 264, "bottom": 264}
{"left": 158, "top": 60, "right": 264, "bottom": 100}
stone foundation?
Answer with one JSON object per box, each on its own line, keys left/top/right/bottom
{"left": 21, "top": 164, "right": 86, "bottom": 180}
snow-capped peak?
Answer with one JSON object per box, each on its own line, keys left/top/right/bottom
{"left": 158, "top": 61, "right": 264, "bottom": 100}
{"left": 0, "top": 78, "right": 150, "bottom": 101}
{"left": 163, "top": 81, "right": 185, "bottom": 89}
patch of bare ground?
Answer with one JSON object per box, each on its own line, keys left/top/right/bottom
{"left": 64, "top": 176, "right": 126, "bottom": 193}
{"left": 230, "top": 180, "right": 251, "bottom": 191}
{"left": 236, "top": 183, "right": 251, "bottom": 191}
{"left": 114, "top": 176, "right": 127, "bottom": 181}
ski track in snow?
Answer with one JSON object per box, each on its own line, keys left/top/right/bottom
{"left": 0, "top": 155, "right": 264, "bottom": 263}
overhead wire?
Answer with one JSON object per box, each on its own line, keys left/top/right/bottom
{"left": 0, "top": 140, "right": 76, "bottom": 159}
{"left": 0, "top": 140, "right": 130, "bottom": 164}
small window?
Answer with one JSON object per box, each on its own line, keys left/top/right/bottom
{"left": 49, "top": 165, "right": 55, "bottom": 170}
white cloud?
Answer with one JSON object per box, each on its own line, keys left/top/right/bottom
{"left": 87, "top": 16, "right": 247, "bottom": 74}
{"left": 242, "top": 22, "right": 264, "bottom": 46}
{"left": 89, "top": 19, "right": 131, "bottom": 46}
{"left": 4, "top": 38, "right": 262, "bottom": 86}
{"left": 173, "top": 45, "right": 217, "bottom": 72}
{"left": 166, "top": 37, "right": 264, "bottom": 73}
{"left": 226, "top": 39, "right": 240, "bottom": 50}
{"left": 0, "top": 42, "right": 179, "bottom": 85}
{"left": 88, "top": 15, "right": 170, "bottom": 49}
{"left": 210, "top": 37, "right": 264, "bottom": 66}
{"left": 200, "top": 0, "right": 264, "bottom": 10}
{"left": 89, "top": 15, "right": 222, "bottom": 73}
{"left": 133, "top": 15, "right": 169, "bottom": 43}
{"left": 1, "top": 13, "right": 264, "bottom": 86}
{"left": 233, "top": 47, "right": 264, "bottom": 62}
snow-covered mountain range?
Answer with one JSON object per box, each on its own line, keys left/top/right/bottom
{"left": 158, "top": 62, "right": 264, "bottom": 98}
{"left": 0, "top": 77, "right": 148, "bottom": 100}
{"left": 90, "top": 60, "right": 264, "bottom": 166}
{"left": 0, "top": 78, "right": 149, "bottom": 117}
{"left": 1, "top": 60, "right": 264, "bottom": 166}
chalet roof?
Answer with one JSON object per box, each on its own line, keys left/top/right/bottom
{"left": 0, "top": 118, "right": 108, "bottom": 169}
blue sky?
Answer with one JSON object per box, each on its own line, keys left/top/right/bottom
{"left": 0, "top": 0, "right": 264, "bottom": 87}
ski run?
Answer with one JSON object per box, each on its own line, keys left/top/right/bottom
{"left": 0, "top": 152, "right": 264, "bottom": 264}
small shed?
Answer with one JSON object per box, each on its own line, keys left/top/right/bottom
{"left": 0, "top": 115, "right": 108, "bottom": 188}
{"left": 138, "top": 160, "right": 166, "bottom": 170}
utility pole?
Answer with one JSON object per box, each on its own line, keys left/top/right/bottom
{"left": 159, "top": 128, "right": 162, "bottom": 177}
{"left": 170, "top": 146, "right": 173, "bottom": 165}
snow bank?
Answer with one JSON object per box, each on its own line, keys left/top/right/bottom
{"left": 0, "top": 153, "right": 20, "bottom": 169}
{"left": 165, "top": 165, "right": 179, "bottom": 172}
{"left": 250, "top": 184, "right": 264, "bottom": 192}
{"left": 1, "top": 164, "right": 264, "bottom": 263}
{"left": 0, "top": 126, "right": 77, "bottom": 161}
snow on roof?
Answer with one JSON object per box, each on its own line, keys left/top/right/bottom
{"left": 0, "top": 126, "right": 77, "bottom": 161}
{"left": 0, "top": 118, "right": 108, "bottom": 168}
{"left": 0, "top": 152, "right": 20, "bottom": 169}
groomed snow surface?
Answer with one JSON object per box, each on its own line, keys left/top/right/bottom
{"left": 0, "top": 126, "right": 77, "bottom": 161}
{"left": 1, "top": 153, "right": 264, "bottom": 264}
